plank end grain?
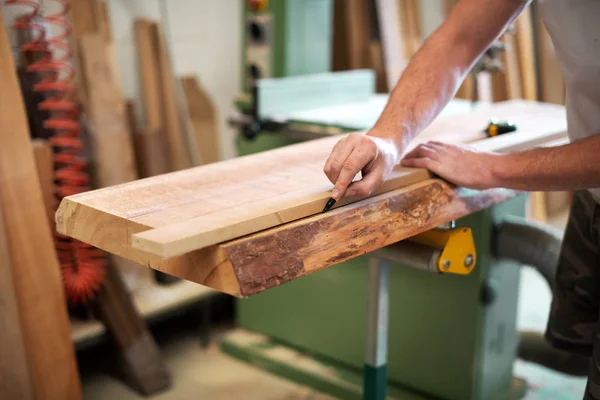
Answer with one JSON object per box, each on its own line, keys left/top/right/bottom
{"left": 55, "top": 198, "right": 242, "bottom": 297}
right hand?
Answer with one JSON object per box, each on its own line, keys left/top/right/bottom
{"left": 323, "top": 132, "right": 401, "bottom": 200}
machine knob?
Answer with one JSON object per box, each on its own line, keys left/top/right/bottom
{"left": 247, "top": 63, "right": 261, "bottom": 79}
{"left": 249, "top": 21, "right": 265, "bottom": 42}
{"left": 480, "top": 280, "right": 497, "bottom": 307}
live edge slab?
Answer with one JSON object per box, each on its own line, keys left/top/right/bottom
{"left": 56, "top": 100, "right": 567, "bottom": 297}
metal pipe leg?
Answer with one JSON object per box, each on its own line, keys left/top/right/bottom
{"left": 363, "top": 257, "right": 390, "bottom": 400}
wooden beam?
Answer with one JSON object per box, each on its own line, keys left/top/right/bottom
{"left": 133, "top": 101, "right": 567, "bottom": 257}
{"left": 220, "top": 180, "right": 519, "bottom": 297}
{"left": 398, "top": 0, "right": 422, "bottom": 58}
{"left": 344, "top": 0, "right": 372, "bottom": 70}
{"left": 515, "top": 8, "right": 537, "bottom": 100}
{"left": 0, "top": 10, "right": 81, "bottom": 399}
{"left": 536, "top": 11, "right": 565, "bottom": 104}
{"left": 58, "top": 179, "right": 519, "bottom": 297}
{"left": 151, "top": 22, "right": 192, "bottom": 171}
{"left": 79, "top": 34, "right": 137, "bottom": 187}
{"left": 97, "top": 1, "right": 112, "bottom": 42}
{"left": 56, "top": 101, "right": 567, "bottom": 261}
{"left": 180, "top": 75, "right": 220, "bottom": 165}
{"left": 375, "top": 0, "right": 407, "bottom": 89}
{"left": 0, "top": 196, "right": 33, "bottom": 400}
{"left": 134, "top": 19, "right": 170, "bottom": 177}
{"left": 69, "top": 0, "right": 104, "bottom": 105}
{"left": 491, "top": 33, "right": 522, "bottom": 101}
{"left": 32, "top": 139, "right": 55, "bottom": 222}
{"left": 92, "top": 264, "right": 171, "bottom": 394}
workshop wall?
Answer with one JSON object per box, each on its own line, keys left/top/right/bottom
{"left": 106, "top": 0, "right": 242, "bottom": 160}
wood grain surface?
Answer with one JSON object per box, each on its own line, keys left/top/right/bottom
{"left": 32, "top": 139, "right": 56, "bottom": 222}
{"left": 151, "top": 22, "right": 192, "bottom": 171}
{"left": 130, "top": 100, "right": 566, "bottom": 257}
{"left": 222, "top": 179, "right": 519, "bottom": 296}
{"left": 180, "top": 75, "right": 220, "bottom": 165}
{"left": 55, "top": 100, "right": 567, "bottom": 296}
{"left": 0, "top": 9, "right": 81, "bottom": 398}
{"left": 0, "top": 192, "right": 33, "bottom": 399}
{"left": 79, "top": 34, "right": 137, "bottom": 187}
{"left": 56, "top": 101, "right": 567, "bottom": 259}
{"left": 134, "top": 19, "right": 170, "bottom": 176}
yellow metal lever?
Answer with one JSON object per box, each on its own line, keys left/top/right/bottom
{"left": 409, "top": 227, "right": 476, "bottom": 275}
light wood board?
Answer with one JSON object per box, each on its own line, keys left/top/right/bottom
{"left": 79, "top": 34, "right": 137, "bottom": 187}
{"left": 344, "top": 0, "right": 372, "bottom": 70}
{"left": 536, "top": 11, "right": 565, "bottom": 104}
{"left": 515, "top": 8, "right": 537, "bottom": 100}
{"left": 180, "top": 75, "right": 220, "bottom": 165}
{"left": 32, "top": 139, "right": 55, "bottom": 222}
{"left": 375, "top": 0, "right": 407, "bottom": 89}
{"left": 0, "top": 10, "right": 81, "bottom": 399}
{"left": 151, "top": 23, "right": 192, "bottom": 171}
{"left": 56, "top": 100, "right": 567, "bottom": 261}
{"left": 133, "top": 19, "right": 170, "bottom": 177}
{"left": 69, "top": 0, "right": 104, "bottom": 106}
{"left": 0, "top": 191, "right": 33, "bottom": 400}
{"left": 398, "top": 0, "right": 422, "bottom": 58}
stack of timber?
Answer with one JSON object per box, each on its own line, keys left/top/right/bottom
{"left": 56, "top": 100, "right": 568, "bottom": 297}
{"left": 67, "top": 0, "right": 215, "bottom": 348}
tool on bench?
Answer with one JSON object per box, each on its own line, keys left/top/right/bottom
{"left": 485, "top": 119, "right": 517, "bottom": 137}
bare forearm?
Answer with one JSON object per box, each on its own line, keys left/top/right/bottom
{"left": 493, "top": 135, "right": 600, "bottom": 191}
{"left": 371, "top": 0, "right": 528, "bottom": 149}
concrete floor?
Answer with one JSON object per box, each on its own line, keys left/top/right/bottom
{"left": 81, "top": 208, "right": 587, "bottom": 399}
{"left": 80, "top": 326, "right": 335, "bottom": 400}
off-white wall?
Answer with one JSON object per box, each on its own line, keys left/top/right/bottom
{"left": 3, "top": 0, "right": 243, "bottom": 160}
{"left": 107, "top": 0, "right": 242, "bottom": 160}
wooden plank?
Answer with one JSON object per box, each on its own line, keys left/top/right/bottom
{"left": 504, "top": 33, "right": 523, "bottom": 99}
{"left": 375, "top": 0, "right": 407, "bottom": 89}
{"left": 32, "top": 139, "right": 55, "bottom": 222}
{"left": 515, "top": 8, "right": 537, "bottom": 100}
{"left": 69, "top": 0, "right": 103, "bottom": 105}
{"left": 62, "top": 180, "right": 518, "bottom": 297}
{"left": 491, "top": 33, "right": 522, "bottom": 101}
{"left": 92, "top": 264, "right": 171, "bottom": 395}
{"left": 180, "top": 75, "right": 220, "bottom": 165}
{"left": 55, "top": 101, "right": 567, "bottom": 260}
{"left": 332, "top": 0, "right": 350, "bottom": 71}
{"left": 79, "top": 34, "right": 137, "bottom": 187}
{"left": 536, "top": 12, "right": 565, "bottom": 104}
{"left": 97, "top": 1, "right": 112, "bottom": 42}
{"left": 344, "top": 0, "right": 372, "bottom": 70}
{"left": 133, "top": 19, "right": 170, "bottom": 177}
{"left": 398, "top": 0, "right": 422, "bottom": 59}
{"left": 0, "top": 196, "right": 33, "bottom": 400}
{"left": 151, "top": 22, "right": 192, "bottom": 171}
{"left": 220, "top": 180, "right": 519, "bottom": 297}
{"left": 0, "top": 10, "right": 81, "bottom": 399}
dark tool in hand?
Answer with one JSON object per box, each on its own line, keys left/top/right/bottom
{"left": 485, "top": 119, "right": 517, "bottom": 137}
{"left": 322, "top": 197, "right": 336, "bottom": 213}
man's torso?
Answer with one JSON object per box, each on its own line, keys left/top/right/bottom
{"left": 539, "top": 0, "right": 600, "bottom": 200}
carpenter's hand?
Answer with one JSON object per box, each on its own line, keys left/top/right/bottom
{"left": 323, "top": 132, "right": 400, "bottom": 199}
{"left": 401, "top": 141, "right": 501, "bottom": 190}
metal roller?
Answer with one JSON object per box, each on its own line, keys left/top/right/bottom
{"left": 373, "top": 241, "right": 442, "bottom": 274}
{"left": 372, "top": 226, "right": 477, "bottom": 275}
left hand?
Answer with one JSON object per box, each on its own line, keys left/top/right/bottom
{"left": 400, "top": 141, "right": 502, "bottom": 190}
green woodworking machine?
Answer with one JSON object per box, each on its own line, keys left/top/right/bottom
{"left": 224, "top": 2, "right": 581, "bottom": 399}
